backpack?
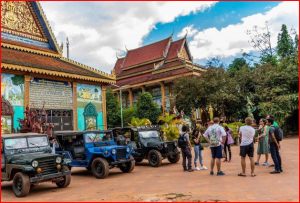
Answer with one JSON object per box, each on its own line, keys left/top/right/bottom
{"left": 274, "top": 126, "right": 284, "bottom": 141}
{"left": 209, "top": 126, "right": 220, "bottom": 147}
{"left": 178, "top": 133, "right": 188, "bottom": 148}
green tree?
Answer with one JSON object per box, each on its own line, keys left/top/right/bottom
{"left": 136, "top": 92, "right": 161, "bottom": 124}
{"left": 277, "top": 24, "right": 294, "bottom": 59}
{"left": 106, "top": 88, "right": 121, "bottom": 128}
{"left": 11, "top": 75, "right": 24, "bottom": 92}
{"left": 227, "top": 57, "right": 249, "bottom": 76}
{"left": 123, "top": 106, "right": 137, "bottom": 127}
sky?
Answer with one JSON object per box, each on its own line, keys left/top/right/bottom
{"left": 41, "top": 1, "right": 299, "bottom": 73}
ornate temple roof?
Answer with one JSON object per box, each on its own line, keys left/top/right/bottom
{"left": 113, "top": 36, "right": 204, "bottom": 88}
{"left": 1, "top": 1, "right": 115, "bottom": 84}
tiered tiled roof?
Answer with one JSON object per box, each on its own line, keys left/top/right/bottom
{"left": 114, "top": 36, "right": 204, "bottom": 87}
{"left": 1, "top": 1, "right": 115, "bottom": 84}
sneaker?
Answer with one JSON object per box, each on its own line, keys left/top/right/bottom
{"left": 188, "top": 168, "right": 194, "bottom": 172}
{"left": 262, "top": 162, "right": 270, "bottom": 166}
{"left": 255, "top": 162, "right": 259, "bottom": 166}
{"left": 194, "top": 167, "right": 201, "bottom": 171}
{"left": 217, "top": 171, "right": 225, "bottom": 176}
{"left": 183, "top": 168, "right": 188, "bottom": 172}
{"left": 200, "top": 166, "right": 208, "bottom": 170}
{"left": 210, "top": 171, "right": 214, "bottom": 175}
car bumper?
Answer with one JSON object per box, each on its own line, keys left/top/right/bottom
{"left": 30, "top": 171, "right": 71, "bottom": 183}
{"left": 111, "top": 157, "right": 135, "bottom": 165}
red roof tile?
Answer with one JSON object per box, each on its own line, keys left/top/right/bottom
{"left": 166, "top": 38, "right": 185, "bottom": 60}
{"left": 116, "top": 67, "right": 191, "bottom": 86}
{"left": 2, "top": 48, "right": 109, "bottom": 79}
{"left": 122, "top": 37, "right": 171, "bottom": 68}
{"left": 114, "top": 57, "right": 125, "bottom": 75}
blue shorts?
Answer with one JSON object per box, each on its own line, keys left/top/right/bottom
{"left": 210, "top": 145, "right": 223, "bottom": 159}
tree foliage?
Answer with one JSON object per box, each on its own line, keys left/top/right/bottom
{"left": 174, "top": 24, "right": 298, "bottom": 132}
{"left": 136, "top": 92, "right": 161, "bottom": 124}
{"left": 106, "top": 88, "right": 121, "bottom": 128}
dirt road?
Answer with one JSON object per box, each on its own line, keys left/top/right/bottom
{"left": 2, "top": 137, "right": 299, "bottom": 202}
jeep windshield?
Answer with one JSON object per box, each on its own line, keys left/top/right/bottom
{"left": 84, "top": 133, "right": 112, "bottom": 143}
{"left": 139, "top": 130, "right": 162, "bottom": 143}
{"left": 4, "top": 136, "right": 49, "bottom": 150}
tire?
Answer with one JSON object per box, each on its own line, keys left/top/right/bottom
{"left": 12, "top": 172, "right": 31, "bottom": 197}
{"left": 148, "top": 150, "right": 163, "bottom": 167}
{"left": 120, "top": 158, "right": 135, "bottom": 173}
{"left": 56, "top": 166, "right": 71, "bottom": 188}
{"left": 91, "top": 157, "right": 109, "bottom": 179}
{"left": 167, "top": 151, "right": 180, "bottom": 163}
{"left": 134, "top": 158, "right": 143, "bottom": 163}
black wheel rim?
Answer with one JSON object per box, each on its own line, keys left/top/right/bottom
{"left": 15, "top": 177, "right": 22, "bottom": 192}
{"left": 96, "top": 162, "right": 103, "bottom": 175}
{"left": 150, "top": 153, "right": 158, "bottom": 164}
{"left": 58, "top": 177, "right": 65, "bottom": 186}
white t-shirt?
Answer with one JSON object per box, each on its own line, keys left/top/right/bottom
{"left": 239, "top": 125, "right": 255, "bottom": 146}
{"left": 203, "top": 124, "right": 226, "bottom": 147}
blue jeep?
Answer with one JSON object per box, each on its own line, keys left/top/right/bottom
{"left": 53, "top": 130, "right": 135, "bottom": 179}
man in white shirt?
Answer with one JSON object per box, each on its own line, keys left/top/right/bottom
{"left": 238, "top": 117, "right": 256, "bottom": 177}
{"left": 203, "top": 117, "right": 227, "bottom": 176}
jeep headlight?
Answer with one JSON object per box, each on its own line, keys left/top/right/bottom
{"left": 111, "top": 149, "right": 116, "bottom": 155}
{"left": 56, "top": 157, "right": 62, "bottom": 164}
{"left": 126, "top": 147, "right": 130, "bottom": 153}
{"left": 32, "top": 160, "right": 38, "bottom": 168}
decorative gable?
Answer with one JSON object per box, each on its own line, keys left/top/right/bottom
{"left": 178, "top": 45, "right": 191, "bottom": 61}
{"left": 1, "top": 1, "right": 46, "bottom": 42}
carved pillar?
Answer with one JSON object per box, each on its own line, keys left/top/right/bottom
{"left": 72, "top": 82, "right": 78, "bottom": 130}
{"left": 160, "top": 82, "right": 166, "bottom": 114}
{"left": 128, "top": 89, "right": 133, "bottom": 107}
{"left": 24, "top": 75, "right": 31, "bottom": 108}
{"left": 102, "top": 86, "right": 107, "bottom": 130}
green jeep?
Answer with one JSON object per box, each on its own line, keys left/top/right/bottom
{"left": 1, "top": 133, "right": 71, "bottom": 197}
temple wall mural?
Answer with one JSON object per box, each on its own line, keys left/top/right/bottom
{"left": 1, "top": 73, "right": 25, "bottom": 132}
{"left": 77, "top": 83, "right": 103, "bottom": 130}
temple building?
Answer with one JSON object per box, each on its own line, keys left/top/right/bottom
{"left": 1, "top": 1, "right": 115, "bottom": 134}
{"left": 113, "top": 36, "right": 205, "bottom": 113}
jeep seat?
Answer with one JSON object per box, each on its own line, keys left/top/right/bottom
{"left": 128, "top": 141, "right": 137, "bottom": 150}
{"left": 72, "top": 146, "right": 85, "bottom": 159}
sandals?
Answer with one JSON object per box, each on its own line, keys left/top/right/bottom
{"left": 238, "top": 173, "right": 246, "bottom": 177}
{"left": 251, "top": 174, "right": 256, "bottom": 177}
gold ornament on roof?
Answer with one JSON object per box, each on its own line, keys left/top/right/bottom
{"left": 1, "top": 1, "right": 45, "bottom": 41}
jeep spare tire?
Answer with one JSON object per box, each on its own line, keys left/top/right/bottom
{"left": 167, "top": 152, "right": 180, "bottom": 163}
{"left": 120, "top": 157, "right": 135, "bottom": 173}
{"left": 148, "top": 150, "right": 163, "bottom": 167}
{"left": 91, "top": 157, "right": 109, "bottom": 179}
{"left": 12, "top": 172, "right": 31, "bottom": 197}
{"left": 56, "top": 166, "right": 71, "bottom": 188}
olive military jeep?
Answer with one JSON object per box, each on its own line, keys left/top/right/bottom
{"left": 112, "top": 126, "right": 180, "bottom": 167}
{"left": 1, "top": 133, "right": 71, "bottom": 197}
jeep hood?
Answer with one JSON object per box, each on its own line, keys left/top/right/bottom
{"left": 146, "top": 141, "right": 164, "bottom": 147}
{"left": 8, "top": 153, "right": 58, "bottom": 165}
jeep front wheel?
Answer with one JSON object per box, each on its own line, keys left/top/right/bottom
{"left": 167, "top": 152, "right": 180, "bottom": 163}
{"left": 12, "top": 172, "right": 31, "bottom": 197}
{"left": 120, "top": 158, "right": 135, "bottom": 173}
{"left": 91, "top": 157, "right": 109, "bottom": 179}
{"left": 56, "top": 166, "right": 71, "bottom": 188}
{"left": 148, "top": 150, "right": 163, "bottom": 167}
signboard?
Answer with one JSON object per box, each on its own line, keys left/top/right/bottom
{"left": 30, "top": 78, "right": 73, "bottom": 109}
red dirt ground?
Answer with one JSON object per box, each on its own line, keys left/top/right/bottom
{"left": 1, "top": 137, "right": 299, "bottom": 202}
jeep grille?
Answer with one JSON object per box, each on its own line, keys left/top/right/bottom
{"left": 37, "top": 158, "right": 57, "bottom": 175}
{"left": 116, "top": 148, "right": 127, "bottom": 160}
